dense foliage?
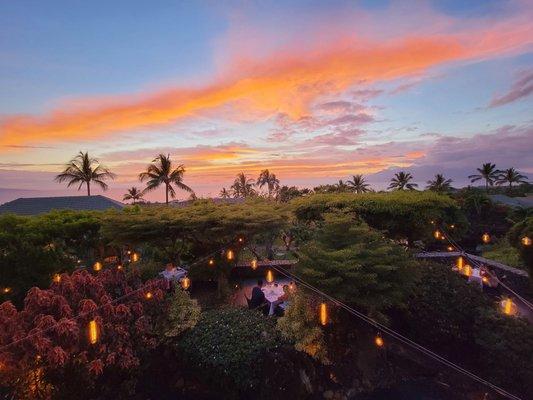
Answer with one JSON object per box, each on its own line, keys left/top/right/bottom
{"left": 508, "top": 216, "right": 533, "bottom": 275}
{"left": 292, "top": 191, "right": 466, "bottom": 244}
{"left": 403, "top": 262, "right": 533, "bottom": 397}
{"left": 296, "top": 211, "right": 416, "bottom": 317}
{"left": 178, "top": 308, "right": 281, "bottom": 395}
{"left": 0, "top": 211, "right": 102, "bottom": 305}
{"left": 0, "top": 269, "right": 167, "bottom": 399}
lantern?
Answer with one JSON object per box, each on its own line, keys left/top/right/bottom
{"left": 482, "top": 233, "right": 490, "bottom": 244}
{"left": 266, "top": 269, "right": 274, "bottom": 283}
{"left": 251, "top": 259, "right": 258, "bottom": 270}
{"left": 433, "top": 230, "right": 442, "bottom": 240}
{"left": 53, "top": 274, "right": 61, "bottom": 283}
{"left": 145, "top": 291, "right": 153, "bottom": 300}
{"left": 88, "top": 320, "right": 99, "bottom": 344}
{"left": 521, "top": 236, "right": 531, "bottom": 246}
{"left": 374, "top": 335, "right": 384, "bottom": 348}
{"left": 463, "top": 264, "right": 472, "bottom": 277}
{"left": 482, "top": 276, "right": 489, "bottom": 284}
{"left": 226, "top": 249, "right": 234, "bottom": 261}
{"left": 208, "top": 258, "right": 215, "bottom": 266}
{"left": 456, "top": 256, "right": 464, "bottom": 270}
{"left": 181, "top": 277, "right": 191, "bottom": 290}
{"left": 500, "top": 298, "right": 517, "bottom": 316}
{"left": 93, "top": 261, "right": 102, "bottom": 272}
{"left": 447, "top": 246, "right": 454, "bottom": 252}
{"left": 319, "top": 302, "right": 328, "bottom": 326}
{"left": 2, "top": 287, "right": 12, "bottom": 294}
{"left": 117, "top": 264, "right": 123, "bottom": 270}
{"left": 131, "top": 252, "right": 140, "bottom": 262}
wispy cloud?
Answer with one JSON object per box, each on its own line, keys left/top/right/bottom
{"left": 489, "top": 70, "right": 533, "bottom": 107}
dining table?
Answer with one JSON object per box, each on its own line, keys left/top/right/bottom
{"left": 262, "top": 284, "right": 285, "bottom": 315}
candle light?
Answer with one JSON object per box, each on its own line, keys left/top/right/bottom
{"left": 374, "top": 335, "right": 384, "bottom": 347}
{"left": 181, "top": 277, "right": 191, "bottom": 290}
{"left": 251, "top": 259, "right": 258, "bottom": 270}
{"left": 521, "top": 236, "right": 531, "bottom": 246}
{"left": 88, "top": 320, "right": 98, "bottom": 344}
{"left": 482, "top": 233, "right": 491, "bottom": 244}
{"left": 266, "top": 269, "right": 274, "bottom": 283}
{"left": 93, "top": 262, "right": 102, "bottom": 272}
{"left": 226, "top": 250, "right": 234, "bottom": 261}
{"left": 319, "top": 303, "right": 328, "bottom": 326}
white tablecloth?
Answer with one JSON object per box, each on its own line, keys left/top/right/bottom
{"left": 159, "top": 267, "right": 187, "bottom": 281}
{"left": 262, "top": 285, "right": 284, "bottom": 315}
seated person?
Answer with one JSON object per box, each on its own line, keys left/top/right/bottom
{"left": 249, "top": 279, "right": 267, "bottom": 309}
{"left": 273, "top": 285, "right": 291, "bottom": 316}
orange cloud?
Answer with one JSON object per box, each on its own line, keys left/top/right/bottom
{"left": 0, "top": 20, "right": 531, "bottom": 147}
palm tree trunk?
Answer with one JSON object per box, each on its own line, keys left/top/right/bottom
{"left": 87, "top": 181, "right": 91, "bottom": 196}
{"left": 485, "top": 180, "right": 489, "bottom": 192}
{"left": 165, "top": 183, "right": 169, "bottom": 205}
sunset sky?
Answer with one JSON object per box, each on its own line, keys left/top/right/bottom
{"left": 1, "top": 0, "right": 532, "bottom": 203}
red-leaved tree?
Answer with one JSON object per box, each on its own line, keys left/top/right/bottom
{"left": 0, "top": 268, "right": 167, "bottom": 399}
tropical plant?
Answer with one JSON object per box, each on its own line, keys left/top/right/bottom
{"left": 219, "top": 187, "right": 231, "bottom": 199}
{"left": 468, "top": 162, "right": 500, "bottom": 191}
{"left": 336, "top": 179, "right": 349, "bottom": 192}
{"left": 426, "top": 174, "right": 453, "bottom": 192}
{"left": 276, "top": 185, "right": 311, "bottom": 203}
{"left": 257, "top": 169, "right": 280, "bottom": 198}
{"left": 388, "top": 171, "right": 418, "bottom": 190}
{"left": 139, "top": 154, "right": 193, "bottom": 205}
{"left": 161, "top": 287, "right": 201, "bottom": 339}
{"left": 347, "top": 174, "right": 370, "bottom": 193}
{"left": 230, "top": 172, "right": 256, "bottom": 198}
{"left": 495, "top": 168, "right": 528, "bottom": 189}
{"left": 55, "top": 151, "right": 115, "bottom": 196}
{"left": 122, "top": 187, "right": 144, "bottom": 204}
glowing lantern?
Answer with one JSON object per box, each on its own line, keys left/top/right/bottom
{"left": 521, "top": 236, "right": 531, "bottom": 246}
{"left": 181, "top": 277, "right": 191, "bottom": 290}
{"left": 456, "top": 256, "right": 464, "bottom": 270}
{"left": 131, "top": 252, "right": 140, "bottom": 262}
{"left": 117, "top": 264, "right": 123, "bottom": 270}
{"left": 53, "top": 274, "right": 61, "bottom": 283}
{"left": 2, "top": 287, "right": 12, "bottom": 294}
{"left": 374, "top": 335, "right": 384, "bottom": 348}
{"left": 319, "top": 302, "right": 328, "bottom": 326}
{"left": 482, "top": 276, "right": 489, "bottom": 284}
{"left": 266, "top": 269, "right": 274, "bottom": 283}
{"left": 463, "top": 264, "right": 472, "bottom": 277}
{"left": 145, "top": 291, "right": 153, "bottom": 300}
{"left": 93, "top": 261, "right": 102, "bottom": 272}
{"left": 88, "top": 320, "right": 98, "bottom": 344}
{"left": 482, "top": 233, "right": 491, "bottom": 244}
{"left": 251, "top": 259, "right": 258, "bottom": 270}
{"left": 208, "top": 258, "right": 215, "bottom": 266}
{"left": 433, "top": 230, "right": 442, "bottom": 240}
{"left": 226, "top": 249, "right": 234, "bottom": 261}
{"left": 500, "top": 298, "right": 517, "bottom": 316}
{"left": 447, "top": 246, "right": 454, "bottom": 252}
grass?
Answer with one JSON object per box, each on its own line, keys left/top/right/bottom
{"left": 482, "top": 239, "right": 526, "bottom": 270}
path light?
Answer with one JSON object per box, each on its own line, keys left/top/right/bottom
{"left": 181, "top": 277, "right": 191, "bottom": 290}
{"left": 500, "top": 298, "right": 517, "bottom": 316}
{"left": 88, "top": 320, "right": 99, "bottom": 344}
{"left": 53, "top": 274, "right": 61, "bottom": 283}
{"left": 266, "top": 269, "right": 274, "bottom": 283}
{"left": 521, "top": 236, "right": 531, "bottom": 246}
{"left": 226, "top": 249, "right": 234, "bottom": 261}
{"left": 482, "top": 233, "right": 491, "bottom": 244}
{"left": 374, "top": 335, "right": 384, "bottom": 348}
{"left": 131, "top": 252, "right": 140, "bottom": 263}
{"left": 251, "top": 259, "right": 258, "bottom": 270}
{"left": 433, "top": 230, "right": 442, "bottom": 240}
{"left": 319, "top": 303, "right": 328, "bottom": 326}
{"left": 456, "top": 256, "right": 464, "bottom": 271}
{"left": 93, "top": 261, "right": 102, "bottom": 272}
{"left": 145, "top": 291, "right": 153, "bottom": 300}
{"left": 208, "top": 258, "right": 215, "bottom": 266}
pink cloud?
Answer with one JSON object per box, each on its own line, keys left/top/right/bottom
{"left": 489, "top": 70, "right": 533, "bottom": 107}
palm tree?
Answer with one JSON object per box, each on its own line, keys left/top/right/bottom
{"left": 122, "top": 187, "right": 144, "bottom": 204}
{"left": 347, "top": 174, "right": 370, "bottom": 193}
{"left": 219, "top": 187, "right": 231, "bottom": 199}
{"left": 495, "top": 168, "right": 528, "bottom": 189}
{"left": 230, "top": 172, "right": 256, "bottom": 198}
{"left": 388, "top": 171, "right": 418, "bottom": 190}
{"left": 426, "top": 174, "right": 453, "bottom": 192}
{"left": 257, "top": 169, "right": 280, "bottom": 197}
{"left": 139, "top": 154, "right": 193, "bottom": 205}
{"left": 468, "top": 163, "right": 500, "bottom": 191}
{"left": 336, "top": 179, "right": 349, "bottom": 192}
{"left": 55, "top": 151, "right": 115, "bottom": 196}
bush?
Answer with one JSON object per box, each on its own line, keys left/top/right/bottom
{"left": 160, "top": 287, "right": 201, "bottom": 339}
{"left": 178, "top": 308, "right": 281, "bottom": 396}
{"left": 403, "top": 262, "right": 533, "bottom": 397}
{"left": 508, "top": 217, "right": 533, "bottom": 276}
